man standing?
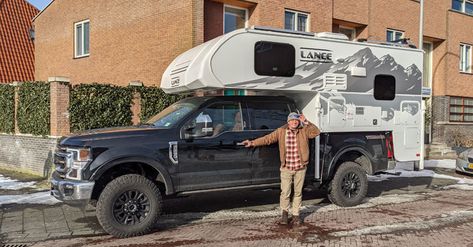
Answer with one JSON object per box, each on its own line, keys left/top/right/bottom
{"left": 242, "top": 113, "right": 320, "bottom": 225}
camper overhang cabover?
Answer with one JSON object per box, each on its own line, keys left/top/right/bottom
{"left": 161, "top": 26, "right": 423, "bottom": 162}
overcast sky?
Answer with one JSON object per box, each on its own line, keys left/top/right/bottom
{"left": 26, "top": 0, "right": 52, "bottom": 11}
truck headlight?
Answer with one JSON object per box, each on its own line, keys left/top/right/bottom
{"left": 65, "top": 147, "right": 92, "bottom": 180}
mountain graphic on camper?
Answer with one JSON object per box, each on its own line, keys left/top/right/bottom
{"left": 233, "top": 47, "right": 422, "bottom": 94}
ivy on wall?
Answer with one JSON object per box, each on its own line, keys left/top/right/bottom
{"left": 136, "top": 86, "right": 184, "bottom": 123}
{"left": 70, "top": 83, "right": 134, "bottom": 132}
{"left": 17, "top": 82, "right": 50, "bottom": 136}
{"left": 0, "top": 84, "right": 15, "bottom": 134}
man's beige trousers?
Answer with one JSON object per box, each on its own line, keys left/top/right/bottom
{"left": 280, "top": 167, "right": 307, "bottom": 216}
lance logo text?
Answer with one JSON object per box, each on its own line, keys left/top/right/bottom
{"left": 300, "top": 48, "right": 333, "bottom": 63}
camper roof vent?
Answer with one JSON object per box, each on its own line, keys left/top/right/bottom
{"left": 316, "top": 32, "right": 349, "bottom": 40}
{"left": 251, "top": 26, "right": 315, "bottom": 37}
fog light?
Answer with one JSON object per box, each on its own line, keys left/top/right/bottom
{"left": 64, "top": 184, "right": 74, "bottom": 196}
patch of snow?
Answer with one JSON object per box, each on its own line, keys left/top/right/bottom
{"left": 443, "top": 184, "right": 473, "bottom": 191}
{"left": 424, "top": 159, "right": 456, "bottom": 169}
{"left": 0, "top": 174, "right": 36, "bottom": 190}
{"left": 0, "top": 191, "right": 60, "bottom": 206}
{"left": 368, "top": 160, "right": 473, "bottom": 184}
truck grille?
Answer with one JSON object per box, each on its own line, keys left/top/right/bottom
{"left": 54, "top": 146, "right": 71, "bottom": 177}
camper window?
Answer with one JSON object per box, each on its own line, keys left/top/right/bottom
{"left": 374, "top": 75, "right": 396, "bottom": 101}
{"left": 254, "top": 41, "right": 295, "bottom": 77}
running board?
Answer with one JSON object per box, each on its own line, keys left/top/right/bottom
{"left": 376, "top": 171, "right": 402, "bottom": 176}
{"left": 179, "top": 183, "right": 281, "bottom": 195}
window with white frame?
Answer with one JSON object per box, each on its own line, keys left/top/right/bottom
{"left": 339, "top": 26, "right": 356, "bottom": 41}
{"left": 452, "top": 0, "right": 473, "bottom": 15}
{"left": 74, "top": 20, "right": 90, "bottom": 58}
{"left": 224, "top": 5, "right": 247, "bottom": 34}
{"left": 386, "top": 29, "right": 404, "bottom": 43}
{"left": 460, "top": 43, "right": 472, "bottom": 73}
{"left": 284, "top": 10, "right": 309, "bottom": 32}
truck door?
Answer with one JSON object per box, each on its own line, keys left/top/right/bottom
{"left": 247, "top": 100, "right": 292, "bottom": 185}
{"left": 177, "top": 101, "right": 253, "bottom": 191}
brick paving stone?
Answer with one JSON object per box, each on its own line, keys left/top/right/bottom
{"left": 1, "top": 187, "right": 473, "bottom": 247}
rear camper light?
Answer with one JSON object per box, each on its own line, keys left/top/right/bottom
{"left": 385, "top": 133, "right": 394, "bottom": 159}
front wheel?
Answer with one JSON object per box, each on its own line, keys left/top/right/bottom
{"left": 328, "top": 161, "right": 368, "bottom": 207}
{"left": 96, "top": 174, "right": 163, "bottom": 238}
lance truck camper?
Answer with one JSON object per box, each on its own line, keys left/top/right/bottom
{"left": 50, "top": 27, "right": 423, "bottom": 238}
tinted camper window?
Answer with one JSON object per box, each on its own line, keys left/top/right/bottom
{"left": 374, "top": 75, "right": 396, "bottom": 100}
{"left": 254, "top": 41, "right": 295, "bottom": 77}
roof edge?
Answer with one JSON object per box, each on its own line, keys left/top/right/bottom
{"left": 32, "top": 0, "right": 54, "bottom": 22}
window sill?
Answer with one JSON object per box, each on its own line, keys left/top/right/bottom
{"left": 437, "top": 121, "right": 473, "bottom": 125}
{"left": 74, "top": 54, "right": 90, "bottom": 59}
{"left": 459, "top": 71, "right": 473, "bottom": 75}
{"left": 449, "top": 9, "right": 473, "bottom": 17}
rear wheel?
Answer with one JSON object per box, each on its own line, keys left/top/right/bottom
{"left": 328, "top": 161, "right": 368, "bottom": 207}
{"left": 96, "top": 174, "right": 162, "bottom": 238}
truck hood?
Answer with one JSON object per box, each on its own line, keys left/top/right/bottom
{"left": 59, "top": 126, "right": 163, "bottom": 147}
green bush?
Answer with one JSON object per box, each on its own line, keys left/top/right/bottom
{"left": 70, "top": 83, "right": 133, "bottom": 132}
{"left": 137, "top": 86, "right": 184, "bottom": 123}
{"left": 17, "top": 82, "right": 50, "bottom": 136}
{"left": 0, "top": 84, "right": 15, "bottom": 133}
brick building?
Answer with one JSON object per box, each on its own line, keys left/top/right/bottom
{"left": 33, "top": 0, "right": 473, "bottom": 145}
{"left": 0, "top": 0, "right": 38, "bottom": 83}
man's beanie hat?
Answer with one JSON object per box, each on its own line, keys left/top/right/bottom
{"left": 287, "top": 112, "right": 301, "bottom": 122}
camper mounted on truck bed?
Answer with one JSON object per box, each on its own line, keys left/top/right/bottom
{"left": 51, "top": 26, "right": 423, "bottom": 238}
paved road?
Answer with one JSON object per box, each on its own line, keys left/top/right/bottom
{"left": 1, "top": 168, "right": 472, "bottom": 247}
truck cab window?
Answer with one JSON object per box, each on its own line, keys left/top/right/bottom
{"left": 254, "top": 41, "right": 295, "bottom": 77}
{"left": 374, "top": 74, "right": 396, "bottom": 101}
{"left": 146, "top": 97, "right": 206, "bottom": 128}
{"left": 182, "top": 102, "right": 243, "bottom": 138}
{"left": 247, "top": 101, "right": 291, "bottom": 130}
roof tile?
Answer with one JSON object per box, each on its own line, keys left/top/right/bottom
{"left": 0, "top": 0, "right": 39, "bottom": 83}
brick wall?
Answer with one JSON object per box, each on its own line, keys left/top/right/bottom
{"left": 432, "top": 95, "right": 473, "bottom": 145}
{"left": 432, "top": 96, "right": 449, "bottom": 142}
{"left": 34, "top": 0, "right": 196, "bottom": 87}
{"left": 0, "top": 134, "right": 57, "bottom": 177}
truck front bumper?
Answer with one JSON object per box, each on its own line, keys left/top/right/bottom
{"left": 50, "top": 172, "right": 95, "bottom": 208}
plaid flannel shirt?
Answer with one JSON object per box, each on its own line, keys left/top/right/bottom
{"left": 284, "top": 129, "right": 304, "bottom": 170}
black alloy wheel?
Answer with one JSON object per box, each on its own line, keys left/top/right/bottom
{"left": 328, "top": 161, "right": 368, "bottom": 207}
{"left": 341, "top": 172, "right": 361, "bottom": 199}
{"left": 113, "top": 190, "right": 151, "bottom": 225}
{"left": 96, "top": 174, "right": 163, "bottom": 238}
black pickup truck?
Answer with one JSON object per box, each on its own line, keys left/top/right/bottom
{"left": 51, "top": 95, "right": 391, "bottom": 237}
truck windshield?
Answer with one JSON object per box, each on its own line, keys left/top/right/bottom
{"left": 145, "top": 98, "right": 205, "bottom": 128}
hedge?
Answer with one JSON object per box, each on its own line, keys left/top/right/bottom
{"left": 0, "top": 84, "right": 15, "bottom": 133}
{"left": 17, "top": 82, "right": 50, "bottom": 136}
{"left": 137, "top": 86, "right": 184, "bottom": 123}
{"left": 70, "top": 83, "right": 134, "bottom": 132}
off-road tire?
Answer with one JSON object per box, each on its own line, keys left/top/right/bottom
{"left": 96, "top": 174, "right": 162, "bottom": 238}
{"left": 328, "top": 161, "right": 368, "bottom": 207}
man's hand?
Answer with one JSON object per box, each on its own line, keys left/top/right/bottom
{"left": 299, "top": 114, "right": 309, "bottom": 124}
{"left": 242, "top": 140, "right": 254, "bottom": 148}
